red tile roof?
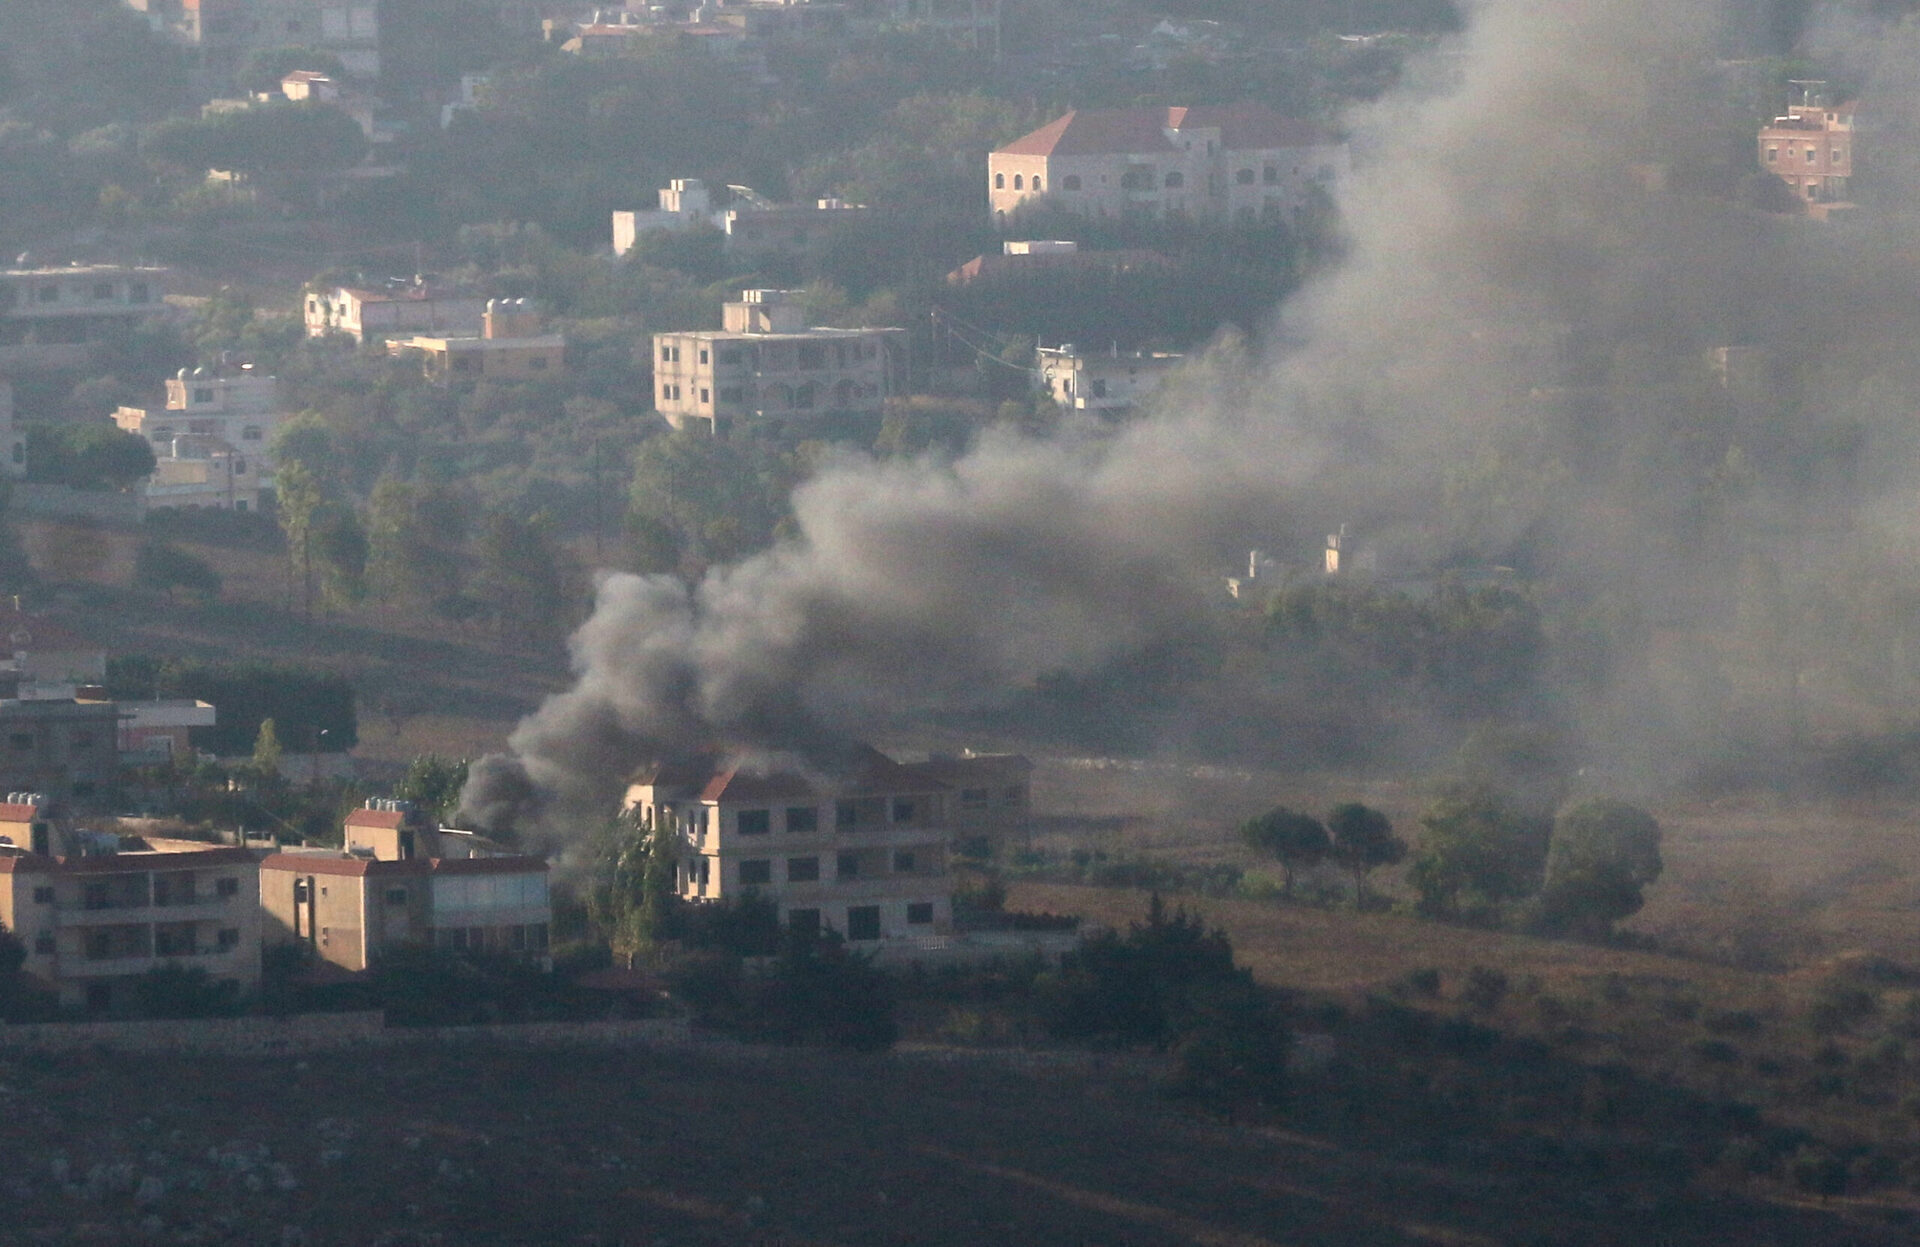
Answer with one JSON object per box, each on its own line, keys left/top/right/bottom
{"left": 996, "top": 104, "right": 1335, "bottom": 158}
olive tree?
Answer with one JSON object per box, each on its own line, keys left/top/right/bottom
{"left": 1239, "top": 806, "right": 1330, "bottom": 896}
{"left": 1539, "top": 799, "right": 1663, "bottom": 939}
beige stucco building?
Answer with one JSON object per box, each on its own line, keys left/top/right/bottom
{"left": 116, "top": 368, "right": 281, "bottom": 513}
{"left": 388, "top": 299, "right": 565, "bottom": 382}
{"left": 259, "top": 801, "right": 551, "bottom": 972}
{"left": 988, "top": 103, "right": 1347, "bottom": 227}
{"left": 0, "top": 263, "right": 169, "bottom": 371}
{"left": 623, "top": 745, "right": 953, "bottom": 943}
{"left": 305, "top": 284, "right": 486, "bottom": 344}
{"left": 0, "top": 823, "right": 261, "bottom": 1014}
{"left": 652, "top": 289, "right": 905, "bottom": 436}
{"left": 1034, "top": 343, "right": 1184, "bottom": 415}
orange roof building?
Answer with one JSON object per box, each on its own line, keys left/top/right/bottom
{"left": 1759, "top": 86, "right": 1856, "bottom": 217}
{"left": 987, "top": 103, "right": 1347, "bottom": 228}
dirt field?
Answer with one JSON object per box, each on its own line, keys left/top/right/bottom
{"left": 0, "top": 1040, "right": 1906, "bottom": 1247}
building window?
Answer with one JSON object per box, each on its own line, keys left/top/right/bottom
{"left": 700, "top": 388, "right": 709, "bottom": 403}
{"left": 1834, "top": 147, "right": 1846, "bottom": 162}
{"left": 130, "top": 283, "right": 149, "bottom": 304}
{"left": 194, "top": 387, "right": 215, "bottom": 404}
{"left": 698, "top": 348, "right": 709, "bottom": 364}
{"left": 36, "top": 285, "right": 57, "bottom": 303}
{"left": 1164, "top": 171, "right": 1183, "bottom": 188}
{"left": 1236, "top": 168, "right": 1255, "bottom": 185}
{"left": 739, "top": 859, "right": 772, "bottom": 886}
{"left": 836, "top": 851, "right": 860, "bottom": 880}
{"left": 786, "top": 805, "right": 817, "bottom": 833}
{"left": 1032, "top": 177, "right": 1042, "bottom": 192}
{"left": 218, "top": 928, "right": 240, "bottom": 949}
{"left": 1120, "top": 168, "right": 1153, "bottom": 190}
{"left": 1062, "top": 174, "right": 1081, "bottom": 190}
{"left": 34, "top": 933, "right": 54, "bottom": 954}
{"left": 1807, "top": 148, "right": 1818, "bottom": 163}
{"left": 1766, "top": 146, "right": 1778, "bottom": 163}
{"left": 1004, "top": 784, "right": 1025, "bottom": 803}
{"left": 661, "top": 345, "right": 672, "bottom": 362}
{"left": 1263, "top": 165, "right": 1278, "bottom": 184}
{"left": 242, "top": 426, "right": 262, "bottom": 440}
{"left": 907, "top": 902, "right": 934, "bottom": 925}
{"left": 737, "top": 809, "right": 770, "bottom": 835}
{"left": 32, "top": 886, "right": 54, "bottom": 904}
{"left": 995, "top": 172, "right": 1005, "bottom": 189}
{"left": 959, "top": 787, "right": 988, "bottom": 807}
{"left": 835, "top": 800, "right": 860, "bottom": 829}
{"left": 891, "top": 798, "right": 915, "bottom": 823}
{"left": 787, "top": 856, "right": 819, "bottom": 882}
{"left": 217, "top": 876, "right": 240, "bottom": 898}
{"left": 385, "top": 887, "right": 408, "bottom": 904}
{"left": 893, "top": 850, "right": 916, "bottom": 873}
{"left": 846, "top": 905, "right": 881, "bottom": 941}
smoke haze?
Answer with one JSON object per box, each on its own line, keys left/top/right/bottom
{"left": 465, "top": 0, "right": 1920, "bottom": 836}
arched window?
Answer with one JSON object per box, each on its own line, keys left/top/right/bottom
{"left": 1062, "top": 174, "right": 1081, "bottom": 191}
{"left": 1236, "top": 168, "right": 1254, "bottom": 185}
{"left": 1013, "top": 174, "right": 1023, "bottom": 190}
{"left": 994, "top": 172, "right": 1005, "bottom": 189}
{"left": 1032, "top": 176, "right": 1042, "bottom": 192}
{"left": 1164, "top": 171, "right": 1183, "bottom": 189}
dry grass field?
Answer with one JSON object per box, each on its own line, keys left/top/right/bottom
{"left": 0, "top": 1040, "right": 1907, "bottom": 1247}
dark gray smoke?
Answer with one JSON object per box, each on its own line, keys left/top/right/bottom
{"left": 465, "top": 0, "right": 1920, "bottom": 835}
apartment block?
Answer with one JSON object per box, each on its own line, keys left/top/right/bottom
{"left": 259, "top": 800, "right": 550, "bottom": 971}
{"left": 623, "top": 745, "right": 953, "bottom": 943}
{"left": 0, "top": 264, "right": 169, "bottom": 372}
{"left": 305, "top": 284, "right": 486, "bottom": 344}
{"left": 127, "top": 2, "right": 381, "bottom": 79}
{"left": 988, "top": 103, "right": 1347, "bottom": 227}
{"left": 0, "top": 698, "right": 121, "bottom": 808}
{"left": 1759, "top": 84, "right": 1855, "bottom": 214}
{"left": 651, "top": 289, "right": 905, "bottom": 436}
{"left": 0, "top": 827, "right": 261, "bottom": 1014}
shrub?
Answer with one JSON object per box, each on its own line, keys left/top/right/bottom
{"left": 1405, "top": 967, "right": 1442, "bottom": 997}
{"left": 1461, "top": 966, "right": 1510, "bottom": 1014}
{"left": 1786, "top": 1144, "right": 1848, "bottom": 1198}
{"left": 1808, "top": 977, "right": 1879, "bottom": 1034}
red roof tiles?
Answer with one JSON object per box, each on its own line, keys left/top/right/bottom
{"left": 996, "top": 104, "right": 1335, "bottom": 158}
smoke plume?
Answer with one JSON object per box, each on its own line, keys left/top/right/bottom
{"left": 466, "top": 0, "right": 1920, "bottom": 835}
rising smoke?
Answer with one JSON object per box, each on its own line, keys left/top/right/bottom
{"left": 465, "top": 0, "right": 1920, "bottom": 836}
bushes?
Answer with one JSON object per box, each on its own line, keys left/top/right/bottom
{"left": 668, "top": 929, "right": 899, "bottom": 1052}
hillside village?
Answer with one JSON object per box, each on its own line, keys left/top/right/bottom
{"left": 9, "top": 1, "right": 1920, "bottom": 1243}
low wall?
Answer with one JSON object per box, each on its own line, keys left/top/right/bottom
{"left": 0, "top": 1012, "right": 695, "bottom": 1056}
{"left": 10, "top": 483, "right": 145, "bottom": 523}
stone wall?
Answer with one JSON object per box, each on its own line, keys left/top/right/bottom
{"left": 0, "top": 1012, "right": 694, "bottom": 1055}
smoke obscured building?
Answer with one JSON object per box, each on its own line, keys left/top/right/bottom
{"left": 623, "top": 745, "right": 953, "bottom": 943}
{"left": 1759, "top": 83, "right": 1856, "bottom": 216}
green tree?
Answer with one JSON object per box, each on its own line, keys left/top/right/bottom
{"left": 311, "top": 502, "right": 367, "bottom": 609}
{"left": 273, "top": 460, "right": 324, "bottom": 622}
{"left": 628, "top": 430, "right": 777, "bottom": 567}
{"left": 1407, "top": 782, "right": 1552, "bottom": 923}
{"left": 1239, "top": 806, "right": 1330, "bottom": 896}
{"left": 473, "top": 508, "right": 567, "bottom": 648}
{"left": 132, "top": 539, "right": 220, "bottom": 601}
{"left": 1539, "top": 799, "right": 1664, "bottom": 939}
{"left": 23, "top": 422, "right": 155, "bottom": 490}
{"left": 588, "top": 811, "right": 680, "bottom": 967}
{"left": 1326, "top": 802, "right": 1406, "bottom": 904}
{"left": 251, "top": 717, "right": 283, "bottom": 774}
{"left": 394, "top": 754, "right": 469, "bottom": 824}
{"left": 0, "top": 922, "right": 24, "bottom": 1021}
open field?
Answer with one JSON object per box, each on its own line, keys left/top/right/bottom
{"left": 0, "top": 1039, "right": 1908, "bottom": 1247}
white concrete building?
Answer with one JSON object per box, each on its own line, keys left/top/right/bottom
{"left": 115, "top": 367, "right": 283, "bottom": 513}
{"left": 988, "top": 103, "right": 1347, "bottom": 227}
{"left": 652, "top": 289, "right": 905, "bottom": 436}
{"left": 0, "top": 264, "right": 169, "bottom": 371}
{"left": 1034, "top": 343, "right": 1183, "bottom": 414}
{"left": 304, "top": 284, "right": 486, "bottom": 343}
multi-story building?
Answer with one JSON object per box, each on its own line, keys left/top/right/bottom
{"left": 1759, "top": 84, "right": 1856, "bottom": 213}
{"left": 651, "top": 289, "right": 905, "bottom": 436}
{"left": 0, "top": 825, "right": 261, "bottom": 1014}
{"left": 258, "top": 800, "right": 551, "bottom": 972}
{"left": 0, "top": 698, "right": 122, "bottom": 808}
{"left": 0, "top": 264, "right": 170, "bottom": 372}
{"left": 0, "top": 607, "right": 107, "bottom": 702}
{"left": 304, "top": 283, "right": 487, "bottom": 344}
{"left": 387, "top": 299, "right": 566, "bottom": 382}
{"left": 115, "top": 367, "right": 283, "bottom": 513}
{"left": 1034, "top": 343, "right": 1183, "bottom": 415}
{"left": 987, "top": 103, "right": 1347, "bottom": 227}
{"left": 125, "top": 2, "right": 381, "bottom": 79}
{"left": 896, "top": 752, "right": 1031, "bottom": 859}
{"left": 622, "top": 745, "right": 952, "bottom": 943}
